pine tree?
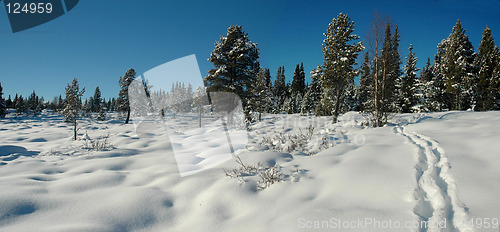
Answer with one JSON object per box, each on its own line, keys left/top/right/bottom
{"left": 27, "top": 90, "right": 40, "bottom": 115}
{"left": 117, "top": 68, "right": 136, "bottom": 124}
{"left": 0, "top": 83, "right": 5, "bottom": 117}
{"left": 273, "top": 66, "right": 287, "bottom": 112}
{"left": 301, "top": 69, "right": 322, "bottom": 115}
{"left": 379, "top": 22, "right": 400, "bottom": 114}
{"left": 474, "top": 26, "right": 500, "bottom": 111}
{"left": 193, "top": 85, "right": 209, "bottom": 127}
{"left": 291, "top": 63, "right": 306, "bottom": 95}
{"left": 6, "top": 95, "right": 13, "bottom": 109}
{"left": 420, "top": 58, "right": 443, "bottom": 112}
{"left": 62, "top": 78, "right": 85, "bottom": 140}
{"left": 434, "top": 20, "right": 476, "bottom": 110}
{"left": 398, "top": 44, "right": 420, "bottom": 113}
{"left": 205, "top": 24, "right": 260, "bottom": 120}
{"left": 318, "top": 13, "right": 364, "bottom": 122}
{"left": 358, "top": 52, "right": 373, "bottom": 111}
{"left": 15, "top": 95, "right": 26, "bottom": 115}
{"left": 92, "top": 87, "right": 102, "bottom": 113}
{"left": 252, "top": 68, "right": 273, "bottom": 120}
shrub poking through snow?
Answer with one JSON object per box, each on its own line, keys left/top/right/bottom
{"left": 257, "top": 164, "right": 283, "bottom": 190}
{"left": 224, "top": 155, "right": 284, "bottom": 190}
{"left": 260, "top": 125, "right": 335, "bottom": 155}
{"left": 82, "top": 134, "right": 115, "bottom": 151}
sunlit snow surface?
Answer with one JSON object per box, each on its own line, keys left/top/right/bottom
{"left": 1, "top": 111, "right": 499, "bottom": 231}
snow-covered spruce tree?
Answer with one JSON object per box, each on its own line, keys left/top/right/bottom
{"left": 15, "top": 95, "right": 26, "bottom": 115}
{"left": 398, "top": 44, "right": 420, "bottom": 113}
{"left": 379, "top": 23, "right": 401, "bottom": 114}
{"left": 0, "top": 82, "right": 5, "bottom": 118}
{"left": 5, "top": 95, "right": 13, "bottom": 109}
{"left": 474, "top": 26, "right": 500, "bottom": 111}
{"left": 301, "top": 70, "right": 321, "bottom": 115}
{"left": 419, "top": 58, "right": 442, "bottom": 112}
{"left": 291, "top": 63, "right": 306, "bottom": 95}
{"left": 27, "top": 90, "right": 40, "bottom": 116}
{"left": 252, "top": 68, "right": 273, "bottom": 121}
{"left": 91, "top": 87, "right": 102, "bottom": 113}
{"left": 434, "top": 20, "right": 476, "bottom": 110}
{"left": 318, "top": 13, "right": 364, "bottom": 123}
{"left": 273, "top": 66, "right": 287, "bottom": 112}
{"left": 62, "top": 78, "right": 85, "bottom": 140}
{"left": 193, "top": 85, "right": 209, "bottom": 127}
{"left": 358, "top": 52, "right": 373, "bottom": 112}
{"left": 117, "top": 68, "right": 136, "bottom": 124}
{"left": 205, "top": 25, "right": 260, "bottom": 121}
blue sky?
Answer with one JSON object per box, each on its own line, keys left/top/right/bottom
{"left": 0, "top": 0, "right": 499, "bottom": 100}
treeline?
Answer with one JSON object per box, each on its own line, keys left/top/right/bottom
{"left": 204, "top": 14, "right": 500, "bottom": 126}
{"left": 1, "top": 13, "right": 499, "bottom": 128}
{"left": 0, "top": 87, "right": 117, "bottom": 119}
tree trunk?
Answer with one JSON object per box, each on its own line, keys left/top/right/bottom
{"left": 198, "top": 105, "right": 202, "bottom": 128}
{"left": 73, "top": 117, "right": 77, "bottom": 140}
{"left": 332, "top": 82, "right": 344, "bottom": 124}
{"left": 125, "top": 107, "right": 131, "bottom": 124}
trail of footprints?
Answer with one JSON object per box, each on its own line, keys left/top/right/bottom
{"left": 394, "top": 126, "right": 473, "bottom": 232}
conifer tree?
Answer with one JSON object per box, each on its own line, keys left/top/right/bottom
{"left": 6, "top": 95, "right": 13, "bottom": 109}
{"left": 301, "top": 82, "right": 319, "bottom": 115}
{"left": 92, "top": 87, "right": 102, "bottom": 113}
{"left": 474, "top": 26, "right": 500, "bottom": 111}
{"left": 0, "top": 83, "right": 5, "bottom": 117}
{"left": 420, "top": 58, "right": 442, "bottom": 112}
{"left": 273, "top": 66, "right": 287, "bottom": 111}
{"left": 318, "top": 13, "right": 364, "bottom": 122}
{"left": 252, "top": 68, "right": 273, "bottom": 120}
{"left": 62, "top": 78, "right": 85, "bottom": 140}
{"left": 27, "top": 90, "right": 40, "bottom": 115}
{"left": 398, "top": 44, "right": 420, "bottom": 113}
{"left": 117, "top": 68, "right": 136, "bottom": 124}
{"left": 205, "top": 24, "right": 260, "bottom": 119}
{"left": 291, "top": 63, "right": 306, "bottom": 95}
{"left": 358, "top": 52, "right": 373, "bottom": 111}
{"left": 434, "top": 20, "right": 476, "bottom": 110}
{"left": 15, "top": 95, "right": 26, "bottom": 115}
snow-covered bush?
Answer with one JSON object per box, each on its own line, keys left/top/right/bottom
{"left": 224, "top": 155, "right": 283, "bottom": 190}
{"left": 257, "top": 164, "right": 283, "bottom": 190}
{"left": 82, "top": 134, "right": 115, "bottom": 151}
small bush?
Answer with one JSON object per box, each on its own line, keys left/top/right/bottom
{"left": 257, "top": 164, "right": 283, "bottom": 190}
{"left": 83, "top": 134, "right": 115, "bottom": 151}
{"left": 224, "top": 155, "right": 283, "bottom": 190}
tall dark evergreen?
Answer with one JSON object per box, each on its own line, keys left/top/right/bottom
{"left": 117, "top": 68, "right": 136, "bottom": 124}
{"left": 474, "top": 26, "right": 500, "bottom": 111}
{"left": 15, "top": 95, "right": 26, "bottom": 115}
{"left": 434, "top": 20, "right": 476, "bottom": 110}
{"left": 62, "top": 78, "right": 85, "bottom": 140}
{"left": 91, "top": 87, "right": 102, "bottom": 112}
{"left": 317, "top": 13, "right": 364, "bottom": 122}
{"left": 27, "top": 90, "right": 40, "bottom": 115}
{"left": 359, "top": 52, "right": 373, "bottom": 111}
{"left": 205, "top": 24, "right": 260, "bottom": 119}
{"left": 6, "top": 95, "right": 13, "bottom": 109}
{"left": 398, "top": 44, "right": 420, "bottom": 113}
{"left": 291, "top": 63, "right": 306, "bottom": 95}
{"left": 273, "top": 66, "right": 287, "bottom": 111}
{"left": 0, "top": 83, "right": 6, "bottom": 117}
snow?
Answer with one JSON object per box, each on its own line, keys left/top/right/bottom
{"left": 1, "top": 110, "right": 499, "bottom": 231}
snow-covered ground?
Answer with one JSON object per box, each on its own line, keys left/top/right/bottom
{"left": 0, "top": 110, "right": 499, "bottom": 231}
